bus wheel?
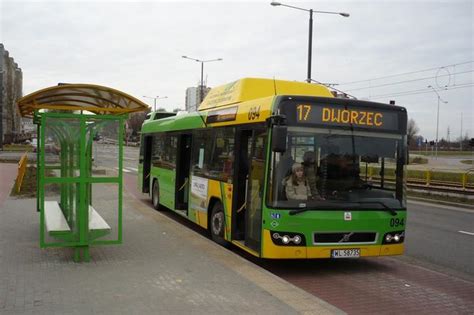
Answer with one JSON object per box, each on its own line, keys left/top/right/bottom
{"left": 210, "top": 202, "right": 228, "bottom": 247}
{"left": 152, "top": 180, "right": 160, "bottom": 210}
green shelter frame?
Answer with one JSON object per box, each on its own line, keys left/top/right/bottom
{"left": 17, "top": 84, "right": 148, "bottom": 262}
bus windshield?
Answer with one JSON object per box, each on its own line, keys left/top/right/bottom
{"left": 268, "top": 126, "right": 407, "bottom": 210}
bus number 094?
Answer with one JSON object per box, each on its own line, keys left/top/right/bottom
{"left": 390, "top": 218, "right": 405, "bottom": 227}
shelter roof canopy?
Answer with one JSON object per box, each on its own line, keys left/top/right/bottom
{"left": 17, "top": 83, "right": 149, "bottom": 117}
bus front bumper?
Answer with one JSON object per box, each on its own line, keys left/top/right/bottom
{"left": 262, "top": 230, "right": 404, "bottom": 259}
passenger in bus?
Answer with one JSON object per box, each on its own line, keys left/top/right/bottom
{"left": 285, "top": 163, "right": 312, "bottom": 201}
{"left": 276, "top": 151, "right": 294, "bottom": 186}
{"left": 302, "top": 151, "right": 324, "bottom": 200}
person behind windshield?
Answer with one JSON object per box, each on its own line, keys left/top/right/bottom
{"left": 302, "top": 151, "right": 324, "bottom": 201}
{"left": 285, "top": 163, "right": 312, "bottom": 201}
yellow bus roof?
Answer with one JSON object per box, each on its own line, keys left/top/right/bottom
{"left": 198, "top": 78, "right": 334, "bottom": 111}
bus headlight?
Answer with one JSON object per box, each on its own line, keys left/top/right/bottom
{"left": 382, "top": 231, "right": 405, "bottom": 244}
{"left": 270, "top": 231, "right": 306, "bottom": 246}
{"left": 293, "top": 235, "right": 302, "bottom": 245}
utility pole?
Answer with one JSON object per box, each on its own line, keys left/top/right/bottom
{"left": 447, "top": 126, "right": 450, "bottom": 150}
{"left": 427, "top": 85, "right": 447, "bottom": 159}
{"left": 460, "top": 113, "right": 463, "bottom": 151}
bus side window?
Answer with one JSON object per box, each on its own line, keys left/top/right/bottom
{"left": 191, "top": 129, "right": 213, "bottom": 177}
{"left": 208, "top": 128, "right": 235, "bottom": 181}
{"left": 191, "top": 128, "right": 234, "bottom": 181}
{"left": 152, "top": 134, "right": 164, "bottom": 167}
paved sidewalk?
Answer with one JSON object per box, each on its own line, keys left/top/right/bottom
{"left": 0, "top": 163, "right": 18, "bottom": 208}
{"left": 0, "top": 165, "right": 343, "bottom": 314}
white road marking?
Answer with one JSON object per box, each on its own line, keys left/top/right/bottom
{"left": 128, "top": 167, "right": 138, "bottom": 172}
{"left": 115, "top": 167, "right": 131, "bottom": 173}
{"left": 458, "top": 230, "right": 474, "bottom": 236}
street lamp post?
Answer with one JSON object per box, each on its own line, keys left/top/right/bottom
{"left": 182, "top": 56, "right": 223, "bottom": 104}
{"left": 142, "top": 95, "right": 168, "bottom": 111}
{"left": 270, "top": 2, "right": 349, "bottom": 83}
{"left": 427, "top": 85, "right": 448, "bottom": 159}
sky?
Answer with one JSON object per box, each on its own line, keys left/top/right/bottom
{"left": 1, "top": 0, "right": 472, "bottom": 142}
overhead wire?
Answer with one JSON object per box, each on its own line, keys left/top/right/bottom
{"left": 365, "top": 83, "right": 474, "bottom": 100}
{"left": 338, "top": 61, "right": 473, "bottom": 86}
{"left": 345, "top": 70, "right": 474, "bottom": 92}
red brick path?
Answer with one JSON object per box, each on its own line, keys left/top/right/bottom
{"left": 259, "top": 253, "right": 474, "bottom": 314}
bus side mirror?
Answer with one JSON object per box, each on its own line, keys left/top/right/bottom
{"left": 272, "top": 125, "right": 287, "bottom": 152}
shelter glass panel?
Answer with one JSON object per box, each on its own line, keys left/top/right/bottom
{"left": 44, "top": 117, "right": 81, "bottom": 178}
{"left": 87, "top": 119, "right": 120, "bottom": 177}
{"left": 89, "top": 183, "right": 119, "bottom": 242}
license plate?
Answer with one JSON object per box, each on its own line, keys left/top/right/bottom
{"left": 331, "top": 248, "right": 360, "bottom": 258}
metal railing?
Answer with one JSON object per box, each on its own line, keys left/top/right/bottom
{"left": 365, "top": 166, "right": 474, "bottom": 194}
{"left": 15, "top": 152, "right": 28, "bottom": 193}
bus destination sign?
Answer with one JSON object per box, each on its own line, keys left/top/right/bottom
{"left": 295, "top": 104, "right": 399, "bottom": 131}
{"left": 206, "top": 106, "right": 238, "bottom": 124}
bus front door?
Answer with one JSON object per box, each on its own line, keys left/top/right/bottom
{"left": 233, "top": 128, "right": 265, "bottom": 253}
{"left": 142, "top": 135, "right": 153, "bottom": 193}
{"left": 175, "top": 134, "right": 192, "bottom": 212}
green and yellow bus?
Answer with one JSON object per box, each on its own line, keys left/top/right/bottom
{"left": 138, "top": 78, "right": 408, "bottom": 259}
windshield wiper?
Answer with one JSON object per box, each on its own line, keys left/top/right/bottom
{"left": 357, "top": 201, "right": 398, "bottom": 216}
{"left": 288, "top": 202, "right": 345, "bottom": 216}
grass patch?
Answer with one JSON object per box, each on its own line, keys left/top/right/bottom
{"left": 409, "top": 156, "right": 428, "bottom": 164}
{"left": 10, "top": 166, "right": 58, "bottom": 198}
{"left": 460, "top": 160, "right": 473, "bottom": 165}
{"left": 3, "top": 144, "right": 33, "bottom": 152}
{"left": 10, "top": 165, "right": 37, "bottom": 198}
{"left": 413, "top": 151, "right": 473, "bottom": 157}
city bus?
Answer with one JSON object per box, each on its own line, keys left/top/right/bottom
{"left": 138, "top": 78, "right": 408, "bottom": 259}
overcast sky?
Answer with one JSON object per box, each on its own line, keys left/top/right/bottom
{"left": 1, "top": 0, "right": 472, "bottom": 141}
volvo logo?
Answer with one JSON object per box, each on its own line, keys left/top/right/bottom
{"left": 339, "top": 232, "right": 354, "bottom": 243}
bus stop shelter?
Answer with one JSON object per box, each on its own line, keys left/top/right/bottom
{"left": 17, "top": 84, "right": 148, "bottom": 262}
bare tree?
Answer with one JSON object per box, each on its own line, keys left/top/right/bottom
{"left": 127, "top": 110, "right": 150, "bottom": 136}
{"left": 407, "top": 118, "right": 419, "bottom": 146}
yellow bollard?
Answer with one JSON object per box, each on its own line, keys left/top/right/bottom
{"left": 425, "top": 169, "right": 431, "bottom": 186}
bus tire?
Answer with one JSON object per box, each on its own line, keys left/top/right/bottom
{"left": 152, "top": 179, "right": 160, "bottom": 210}
{"left": 210, "top": 202, "right": 229, "bottom": 247}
